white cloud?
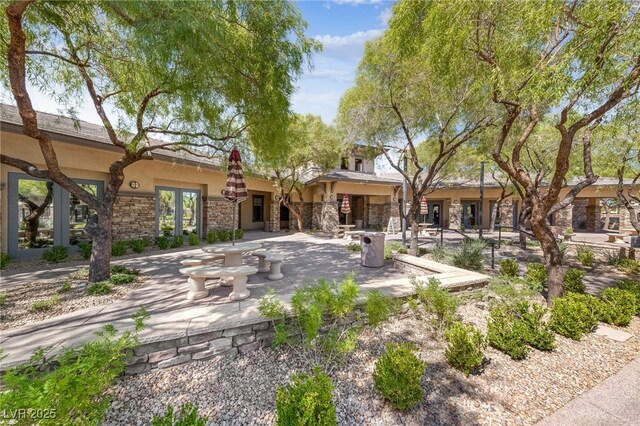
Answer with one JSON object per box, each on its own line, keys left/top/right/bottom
{"left": 331, "top": 0, "right": 383, "bottom": 5}
{"left": 379, "top": 7, "right": 392, "bottom": 26}
{"left": 314, "top": 29, "right": 383, "bottom": 61}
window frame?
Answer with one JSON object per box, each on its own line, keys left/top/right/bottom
{"left": 252, "top": 195, "right": 265, "bottom": 222}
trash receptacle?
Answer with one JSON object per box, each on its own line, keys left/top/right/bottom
{"left": 361, "top": 232, "right": 385, "bottom": 267}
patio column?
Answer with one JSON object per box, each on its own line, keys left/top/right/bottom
{"left": 585, "top": 198, "right": 601, "bottom": 232}
{"left": 498, "top": 199, "right": 514, "bottom": 230}
{"left": 449, "top": 199, "right": 461, "bottom": 229}
{"left": 382, "top": 195, "right": 400, "bottom": 232}
{"left": 553, "top": 204, "right": 573, "bottom": 230}
{"left": 321, "top": 200, "right": 339, "bottom": 231}
{"left": 269, "top": 195, "right": 280, "bottom": 232}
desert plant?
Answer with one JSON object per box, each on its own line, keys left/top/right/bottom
{"left": 78, "top": 242, "right": 92, "bottom": 260}
{"left": 563, "top": 268, "right": 586, "bottom": 294}
{"left": 565, "top": 227, "right": 573, "bottom": 234}
{"left": 444, "top": 321, "right": 486, "bottom": 376}
{"left": 275, "top": 367, "right": 336, "bottom": 426}
{"left": 188, "top": 233, "right": 200, "bottom": 246}
{"left": 152, "top": 403, "right": 208, "bottom": 426}
{"left": 499, "top": 259, "right": 519, "bottom": 277}
{"left": 384, "top": 241, "right": 402, "bottom": 260}
{"left": 604, "top": 250, "right": 623, "bottom": 266}
{"left": 234, "top": 228, "right": 244, "bottom": 240}
{"left": 87, "top": 281, "right": 112, "bottom": 296}
{"left": 57, "top": 281, "right": 72, "bottom": 294}
{"left": 110, "top": 273, "right": 136, "bottom": 285}
{"left": 111, "top": 265, "right": 140, "bottom": 275}
{"left": 429, "top": 243, "right": 448, "bottom": 263}
{"left": 130, "top": 239, "right": 148, "bottom": 253}
{"left": 618, "top": 258, "right": 640, "bottom": 274}
{"left": 576, "top": 245, "right": 595, "bottom": 267}
{"left": 550, "top": 293, "right": 600, "bottom": 340}
{"left": 451, "top": 239, "right": 486, "bottom": 271}
{"left": 0, "top": 252, "right": 10, "bottom": 269}
{"left": 557, "top": 242, "right": 568, "bottom": 261}
{"left": 524, "top": 263, "right": 547, "bottom": 292}
{"left": 0, "top": 309, "right": 148, "bottom": 425}
{"left": 346, "top": 243, "right": 361, "bottom": 253}
{"left": 0, "top": 292, "right": 6, "bottom": 308}
{"left": 616, "top": 279, "right": 640, "bottom": 315}
{"left": 171, "top": 235, "right": 184, "bottom": 248}
{"left": 488, "top": 277, "right": 537, "bottom": 303}
{"left": 30, "top": 296, "right": 61, "bottom": 312}
{"left": 373, "top": 342, "right": 425, "bottom": 411}
{"left": 414, "top": 278, "right": 459, "bottom": 332}
{"left": 111, "top": 240, "right": 128, "bottom": 257}
{"left": 516, "top": 302, "right": 556, "bottom": 351}
{"left": 206, "top": 231, "right": 218, "bottom": 244}
{"left": 69, "top": 267, "right": 89, "bottom": 280}
{"left": 365, "top": 290, "right": 395, "bottom": 328}
{"left": 43, "top": 245, "right": 69, "bottom": 263}
{"left": 598, "top": 288, "right": 637, "bottom": 327}
{"left": 217, "top": 229, "right": 231, "bottom": 242}
{"left": 156, "top": 235, "right": 170, "bottom": 249}
{"left": 486, "top": 304, "right": 529, "bottom": 360}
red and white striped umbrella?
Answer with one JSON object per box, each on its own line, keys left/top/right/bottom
{"left": 420, "top": 196, "right": 428, "bottom": 215}
{"left": 341, "top": 193, "right": 351, "bottom": 214}
{"left": 222, "top": 147, "right": 247, "bottom": 203}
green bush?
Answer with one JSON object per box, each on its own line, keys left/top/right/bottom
{"left": 444, "top": 322, "right": 486, "bottom": 376}
{"left": 156, "top": 235, "right": 170, "bottom": 249}
{"left": 517, "top": 302, "right": 556, "bottom": 351}
{"left": 451, "top": 239, "right": 486, "bottom": 271}
{"left": 598, "top": 288, "right": 637, "bottom": 327}
{"left": 30, "top": 296, "right": 61, "bottom": 312}
{"left": 111, "top": 265, "right": 140, "bottom": 275}
{"left": 111, "top": 240, "right": 128, "bottom": 257}
{"left": 87, "top": 281, "right": 112, "bottom": 296}
{"left": 558, "top": 242, "right": 568, "bottom": 261}
{"left": 563, "top": 268, "right": 586, "bottom": 294}
{"left": 618, "top": 258, "right": 640, "bottom": 274}
{"left": 0, "top": 292, "right": 6, "bottom": 308}
{"left": 43, "top": 245, "right": 69, "bottom": 263}
{"left": 78, "top": 242, "right": 92, "bottom": 260}
{"left": 152, "top": 403, "right": 208, "bottom": 426}
{"left": 0, "top": 251, "right": 10, "bottom": 269}
{"left": 576, "top": 245, "right": 595, "bottom": 267}
{"left": 188, "top": 233, "right": 200, "bottom": 246}
{"left": 206, "top": 231, "right": 219, "bottom": 244}
{"left": 499, "top": 259, "right": 519, "bottom": 277}
{"left": 604, "top": 249, "right": 623, "bottom": 266}
{"left": 373, "top": 343, "right": 425, "bottom": 411}
{"left": 57, "top": 281, "right": 72, "bottom": 294}
{"left": 365, "top": 290, "right": 394, "bottom": 328}
{"left": 234, "top": 228, "right": 244, "bottom": 240}
{"left": 0, "top": 309, "right": 148, "bottom": 426}
{"left": 415, "top": 278, "right": 459, "bottom": 332}
{"left": 430, "top": 243, "right": 447, "bottom": 263}
{"left": 384, "top": 241, "right": 402, "bottom": 260}
{"left": 217, "top": 229, "right": 231, "bottom": 242}
{"left": 110, "top": 273, "right": 136, "bottom": 285}
{"left": 486, "top": 305, "right": 529, "bottom": 360}
{"left": 69, "top": 267, "right": 89, "bottom": 280}
{"left": 171, "top": 235, "right": 184, "bottom": 248}
{"left": 565, "top": 227, "right": 573, "bottom": 234}
{"left": 525, "top": 263, "right": 547, "bottom": 292}
{"left": 275, "top": 368, "right": 336, "bottom": 426}
{"left": 346, "top": 243, "right": 361, "bottom": 253}
{"left": 550, "top": 293, "right": 599, "bottom": 340}
{"left": 616, "top": 279, "right": 640, "bottom": 315}
{"left": 130, "top": 239, "right": 148, "bottom": 253}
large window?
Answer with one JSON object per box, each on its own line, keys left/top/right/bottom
{"left": 8, "top": 173, "right": 103, "bottom": 258}
{"left": 252, "top": 195, "right": 264, "bottom": 222}
{"left": 156, "top": 187, "right": 200, "bottom": 236}
{"left": 355, "top": 158, "right": 363, "bottom": 171}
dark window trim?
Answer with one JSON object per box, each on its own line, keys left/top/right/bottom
{"left": 252, "top": 195, "right": 265, "bottom": 222}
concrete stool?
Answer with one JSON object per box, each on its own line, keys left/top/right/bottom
{"left": 252, "top": 249, "right": 270, "bottom": 273}
{"left": 266, "top": 253, "right": 284, "bottom": 280}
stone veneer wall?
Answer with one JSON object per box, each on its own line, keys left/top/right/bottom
{"left": 498, "top": 200, "right": 514, "bottom": 229}
{"left": 585, "top": 203, "right": 601, "bottom": 232}
{"left": 320, "top": 201, "right": 339, "bottom": 231}
{"left": 203, "top": 197, "right": 235, "bottom": 234}
{"left": 572, "top": 199, "right": 588, "bottom": 229}
{"left": 367, "top": 203, "right": 385, "bottom": 227}
{"left": 553, "top": 205, "right": 573, "bottom": 230}
{"left": 268, "top": 199, "right": 280, "bottom": 232}
{"left": 383, "top": 202, "right": 401, "bottom": 232}
{"left": 449, "top": 201, "right": 461, "bottom": 229}
{"left": 288, "top": 202, "right": 313, "bottom": 230}
{"left": 112, "top": 193, "right": 156, "bottom": 240}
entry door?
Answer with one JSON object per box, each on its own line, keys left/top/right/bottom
{"left": 462, "top": 202, "right": 478, "bottom": 227}
{"left": 156, "top": 187, "right": 201, "bottom": 236}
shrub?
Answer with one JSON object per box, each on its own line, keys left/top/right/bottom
{"left": 156, "top": 235, "right": 170, "bottom": 249}
{"left": 398, "top": 248, "right": 409, "bottom": 254}
{"left": 78, "top": 242, "right": 92, "bottom": 260}
{"left": 111, "top": 240, "right": 128, "bottom": 257}
{"left": 0, "top": 252, "right": 10, "bottom": 269}
{"left": 234, "top": 228, "right": 244, "bottom": 240}
{"left": 130, "top": 239, "right": 148, "bottom": 253}
{"left": 430, "top": 243, "right": 447, "bottom": 263}
{"left": 171, "top": 235, "right": 184, "bottom": 248}
{"left": 69, "top": 267, "right": 89, "bottom": 280}
{"left": 346, "top": 243, "right": 361, "bottom": 253}
{"left": 0, "top": 292, "right": 6, "bottom": 308}
{"left": 275, "top": 368, "right": 336, "bottom": 426}
{"left": 598, "top": 288, "right": 637, "bottom": 327}
{"left": 604, "top": 249, "right": 623, "bottom": 266}
{"left": 87, "top": 281, "right": 112, "bottom": 296}
{"left": 618, "top": 258, "right": 640, "bottom": 274}
{"left": 563, "top": 268, "right": 586, "bottom": 294}
{"left": 384, "top": 241, "right": 402, "bottom": 260}
{"left": 576, "top": 245, "right": 595, "bottom": 267}
{"left": 217, "top": 229, "right": 231, "bottom": 242}
{"left": 373, "top": 343, "right": 425, "bottom": 411}
{"left": 57, "top": 281, "right": 72, "bottom": 294}
{"left": 616, "top": 279, "right": 640, "bottom": 315}
{"left": 152, "top": 403, "right": 208, "bottom": 426}
{"left": 451, "top": 239, "right": 486, "bottom": 271}
{"left": 550, "top": 293, "right": 599, "bottom": 340}
{"left": 558, "top": 242, "right": 568, "bottom": 261}
{"left": 365, "top": 290, "right": 394, "bottom": 328}
{"left": 499, "top": 259, "right": 519, "bottom": 277}
{"left": 525, "top": 263, "right": 547, "bottom": 292}
{"left": 565, "top": 227, "right": 573, "bottom": 234}
{"left": 516, "top": 302, "right": 555, "bottom": 351}
{"left": 30, "top": 296, "right": 61, "bottom": 312}
{"left": 444, "top": 322, "right": 486, "bottom": 376}
{"left": 43, "top": 245, "right": 69, "bottom": 263}
{"left": 0, "top": 309, "right": 148, "bottom": 426}
{"left": 415, "top": 278, "right": 459, "bottom": 332}
{"left": 188, "top": 233, "right": 200, "bottom": 246}
{"left": 206, "top": 231, "right": 218, "bottom": 244}
{"left": 111, "top": 265, "right": 140, "bottom": 275}
{"left": 486, "top": 305, "right": 529, "bottom": 360}
{"left": 488, "top": 277, "right": 537, "bottom": 302}
{"left": 110, "top": 273, "right": 136, "bottom": 285}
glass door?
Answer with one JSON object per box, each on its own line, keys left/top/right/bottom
{"left": 156, "top": 187, "right": 201, "bottom": 236}
{"left": 462, "top": 202, "right": 478, "bottom": 228}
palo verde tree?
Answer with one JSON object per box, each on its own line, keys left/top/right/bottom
{"left": 338, "top": 36, "right": 494, "bottom": 255}
{"left": 1, "top": 0, "right": 317, "bottom": 281}
{"left": 265, "top": 114, "right": 343, "bottom": 232}
{"left": 391, "top": 0, "right": 640, "bottom": 301}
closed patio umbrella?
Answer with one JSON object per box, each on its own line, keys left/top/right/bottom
{"left": 341, "top": 193, "right": 351, "bottom": 214}
{"left": 222, "top": 147, "right": 247, "bottom": 245}
{"left": 420, "top": 196, "right": 428, "bottom": 216}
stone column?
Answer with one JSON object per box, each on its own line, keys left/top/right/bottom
{"left": 498, "top": 199, "right": 514, "bottom": 229}
{"left": 448, "top": 199, "right": 461, "bottom": 229}
{"left": 269, "top": 196, "right": 280, "bottom": 232}
{"left": 585, "top": 198, "right": 601, "bottom": 232}
{"left": 382, "top": 201, "right": 400, "bottom": 232}
{"left": 553, "top": 204, "right": 573, "bottom": 230}
{"left": 321, "top": 201, "right": 339, "bottom": 231}
{"left": 312, "top": 202, "right": 323, "bottom": 230}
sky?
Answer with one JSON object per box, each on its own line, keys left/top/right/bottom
{"left": 0, "top": 0, "right": 394, "bottom": 127}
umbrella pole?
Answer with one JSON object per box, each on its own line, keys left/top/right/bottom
{"left": 232, "top": 202, "right": 236, "bottom": 246}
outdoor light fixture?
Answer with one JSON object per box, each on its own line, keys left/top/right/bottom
{"left": 129, "top": 180, "right": 140, "bottom": 189}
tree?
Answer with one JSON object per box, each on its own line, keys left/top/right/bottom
{"left": 1, "top": 0, "right": 317, "bottom": 281}
{"left": 391, "top": 0, "right": 640, "bottom": 301}
{"left": 338, "top": 37, "right": 493, "bottom": 255}
{"left": 266, "top": 114, "right": 343, "bottom": 231}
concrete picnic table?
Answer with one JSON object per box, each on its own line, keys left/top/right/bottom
{"left": 202, "top": 242, "right": 263, "bottom": 267}
{"left": 338, "top": 224, "right": 356, "bottom": 239}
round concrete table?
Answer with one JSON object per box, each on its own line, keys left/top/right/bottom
{"left": 202, "top": 242, "right": 262, "bottom": 266}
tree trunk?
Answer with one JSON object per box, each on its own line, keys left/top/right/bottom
{"left": 530, "top": 213, "right": 563, "bottom": 303}
{"left": 489, "top": 201, "right": 500, "bottom": 232}
{"left": 408, "top": 201, "right": 420, "bottom": 256}
{"left": 84, "top": 208, "right": 113, "bottom": 282}
{"left": 518, "top": 204, "right": 531, "bottom": 250}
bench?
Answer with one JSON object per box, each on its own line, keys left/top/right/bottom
{"left": 606, "top": 232, "right": 625, "bottom": 243}
{"left": 344, "top": 230, "right": 365, "bottom": 241}
{"left": 621, "top": 228, "right": 639, "bottom": 237}
{"left": 252, "top": 249, "right": 284, "bottom": 280}
{"left": 179, "top": 265, "right": 258, "bottom": 301}
{"left": 180, "top": 254, "right": 224, "bottom": 267}
{"left": 331, "top": 229, "right": 343, "bottom": 239}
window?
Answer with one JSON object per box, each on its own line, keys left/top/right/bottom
{"left": 155, "top": 187, "right": 200, "bottom": 236}
{"left": 340, "top": 157, "right": 349, "bottom": 170}
{"left": 355, "top": 158, "right": 363, "bottom": 171}
{"left": 253, "top": 195, "right": 264, "bottom": 222}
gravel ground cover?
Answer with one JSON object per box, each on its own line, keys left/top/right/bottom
{"left": 0, "top": 271, "right": 146, "bottom": 330}
{"left": 103, "top": 292, "right": 640, "bottom": 426}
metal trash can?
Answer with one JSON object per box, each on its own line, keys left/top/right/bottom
{"left": 361, "top": 232, "right": 385, "bottom": 268}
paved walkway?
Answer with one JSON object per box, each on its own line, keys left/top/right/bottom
{"left": 536, "top": 356, "right": 640, "bottom": 426}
